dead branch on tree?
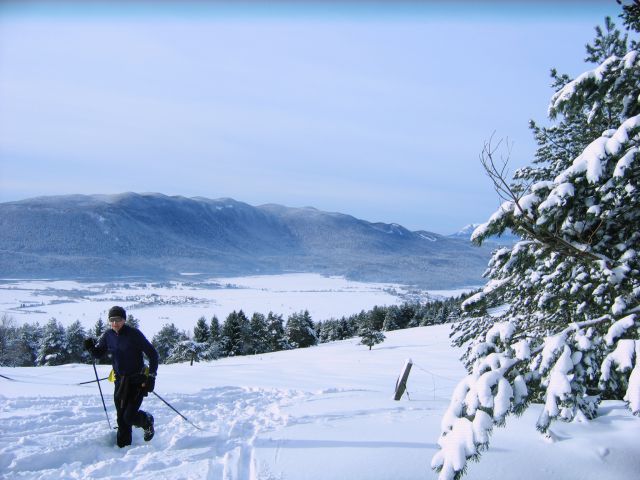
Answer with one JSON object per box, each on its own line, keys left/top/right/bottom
{"left": 480, "top": 136, "right": 602, "bottom": 263}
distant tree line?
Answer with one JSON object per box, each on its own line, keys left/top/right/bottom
{"left": 0, "top": 292, "right": 474, "bottom": 367}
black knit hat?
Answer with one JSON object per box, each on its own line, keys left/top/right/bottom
{"left": 108, "top": 305, "right": 126, "bottom": 320}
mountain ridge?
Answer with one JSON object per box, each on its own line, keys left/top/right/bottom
{"left": 0, "top": 192, "right": 494, "bottom": 288}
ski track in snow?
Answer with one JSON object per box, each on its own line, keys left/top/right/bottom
{"left": 0, "top": 386, "right": 310, "bottom": 480}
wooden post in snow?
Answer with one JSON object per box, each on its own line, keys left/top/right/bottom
{"left": 393, "top": 358, "right": 413, "bottom": 401}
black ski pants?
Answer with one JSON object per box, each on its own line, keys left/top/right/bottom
{"left": 113, "top": 376, "right": 150, "bottom": 447}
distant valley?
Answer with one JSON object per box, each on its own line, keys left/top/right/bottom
{"left": 0, "top": 193, "right": 500, "bottom": 288}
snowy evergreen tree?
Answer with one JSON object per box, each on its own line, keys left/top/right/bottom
{"left": 65, "top": 320, "right": 87, "bottom": 364}
{"left": 319, "top": 319, "right": 342, "bottom": 342}
{"left": 0, "top": 320, "right": 43, "bottom": 367}
{"left": 265, "top": 312, "right": 289, "bottom": 352}
{"left": 16, "top": 322, "right": 42, "bottom": 367}
{"left": 0, "top": 319, "right": 43, "bottom": 367}
{"left": 92, "top": 318, "right": 107, "bottom": 338}
{"left": 435, "top": 305, "right": 450, "bottom": 325}
{"left": 285, "top": 310, "right": 317, "bottom": 349}
{"left": 220, "top": 310, "right": 250, "bottom": 357}
{"left": 203, "top": 315, "right": 222, "bottom": 360}
{"left": 358, "top": 318, "right": 386, "bottom": 350}
{"left": 382, "top": 307, "right": 401, "bottom": 331}
{"left": 0, "top": 315, "right": 19, "bottom": 366}
{"left": 91, "top": 318, "right": 111, "bottom": 365}
{"left": 397, "top": 304, "right": 416, "bottom": 329}
{"left": 152, "top": 323, "right": 186, "bottom": 363}
{"left": 434, "top": 10, "right": 640, "bottom": 480}
{"left": 166, "top": 338, "right": 206, "bottom": 365}
{"left": 248, "top": 312, "right": 270, "bottom": 354}
{"left": 127, "top": 314, "right": 140, "bottom": 329}
{"left": 193, "top": 316, "right": 210, "bottom": 343}
{"left": 340, "top": 315, "right": 358, "bottom": 338}
{"left": 204, "top": 340, "right": 221, "bottom": 361}
{"left": 36, "top": 318, "right": 67, "bottom": 366}
{"left": 209, "top": 315, "right": 221, "bottom": 343}
{"left": 369, "top": 305, "right": 387, "bottom": 331}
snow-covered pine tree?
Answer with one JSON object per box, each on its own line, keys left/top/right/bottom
{"left": 127, "top": 314, "right": 140, "bottom": 329}
{"left": 204, "top": 315, "right": 222, "bottom": 359}
{"left": 166, "top": 338, "right": 206, "bottom": 365}
{"left": 285, "top": 310, "right": 317, "bottom": 348}
{"left": 209, "top": 315, "right": 220, "bottom": 343}
{"left": 340, "top": 315, "right": 358, "bottom": 338}
{"left": 0, "top": 314, "right": 18, "bottom": 366}
{"left": 0, "top": 317, "right": 41, "bottom": 367}
{"left": 65, "top": 320, "right": 87, "bottom": 364}
{"left": 189, "top": 316, "right": 212, "bottom": 360}
{"left": 220, "top": 310, "right": 250, "bottom": 356}
{"left": 318, "top": 319, "right": 341, "bottom": 342}
{"left": 91, "top": 318, "right": 111, "bottom": 365}
{"left": 358, "top": 317, "right": 386, "bottom": 350}
{"left": 248, "top": 312, "right": 270, "bottom": 354}
{"left": 16, "top": 322, "right": 42, "bottom": 367}
{"left": 369, "top": 305, "right": 387, "bottom": 330}
{"left": 433, "top": 9, "right": 640, "bottom": 480}
{"left": 382, "top": 307, "right": 401, "bottom": 331}
{"left": 266, "top": 312, "right": 289, "bottom": 351}
{"left": 92, "top": 318, "right": 107, "bottom": 339}
{"left": 36, "top": 318, "right": 68, "bottom": 366}
{"left": 193, "top": 316, "right": 210, "bottom": 343}
{"left": 152, "top": 323, "right": 186, "bottom": 363}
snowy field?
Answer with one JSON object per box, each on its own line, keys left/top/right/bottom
{"left": 0, "top": 274, "right": 470, "bottom": 337}
{"left": 1, "top": 324, "right": 638, "bottom": 480}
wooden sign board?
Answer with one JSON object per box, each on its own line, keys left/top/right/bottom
{"left": 393, "top": 358, "right": 413, "bottom": 401}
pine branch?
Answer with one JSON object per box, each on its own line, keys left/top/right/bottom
{"left": 480, "top": 137, "right": 606, "bottom": 264}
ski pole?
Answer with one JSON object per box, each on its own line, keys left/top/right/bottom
{"left": 78, "top": 376, "right": 108, "bottom": 385}
{"left": 92, "top": 359, "right": 112, "bottom": 430}
{"left": 152, "top": 391, "right": 203, "bottom": 431}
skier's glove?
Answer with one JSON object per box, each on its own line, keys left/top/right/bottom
{"left": 83, "top": 338, "right": 96, "bottom": 353}
{"left": 143, "top": 373, "right": 156, "bottom": 394}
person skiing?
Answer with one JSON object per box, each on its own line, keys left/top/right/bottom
{"left": 84, "top": 305, "right": 159, "bottom": 448}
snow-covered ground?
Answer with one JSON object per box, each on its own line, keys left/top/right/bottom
{"left": 1, "top": 324, "right": 638, "bottom": 480}
{"left": 0, "top": 274, "right": 472, "bottom": 337}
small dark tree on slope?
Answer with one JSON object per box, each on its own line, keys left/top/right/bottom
{"left": 358, "top": 318, "right": 385, "bottom": 350}
{"left": 433, "top": 10, "right": 640, "bottom": 480}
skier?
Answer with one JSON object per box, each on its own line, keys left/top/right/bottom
{"left": 84, "top": 306, "right": 159, "bottom": 448}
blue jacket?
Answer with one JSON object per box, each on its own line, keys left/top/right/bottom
{"left": 94, "top": 324, "right": 159, "bottom": 377}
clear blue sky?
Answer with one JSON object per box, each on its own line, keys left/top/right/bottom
{"left": 0, "top": 1, "right": 622, "bottom": 234}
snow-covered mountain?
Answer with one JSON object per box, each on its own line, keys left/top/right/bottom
{"left": 449, "top": 223, "right": 520, "bottom": 244}
{"left": 0, "top": 193, "right": 494, "bottom": 287}
{"left": 450, "top": 223, "right": 481, "bottom": 239}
